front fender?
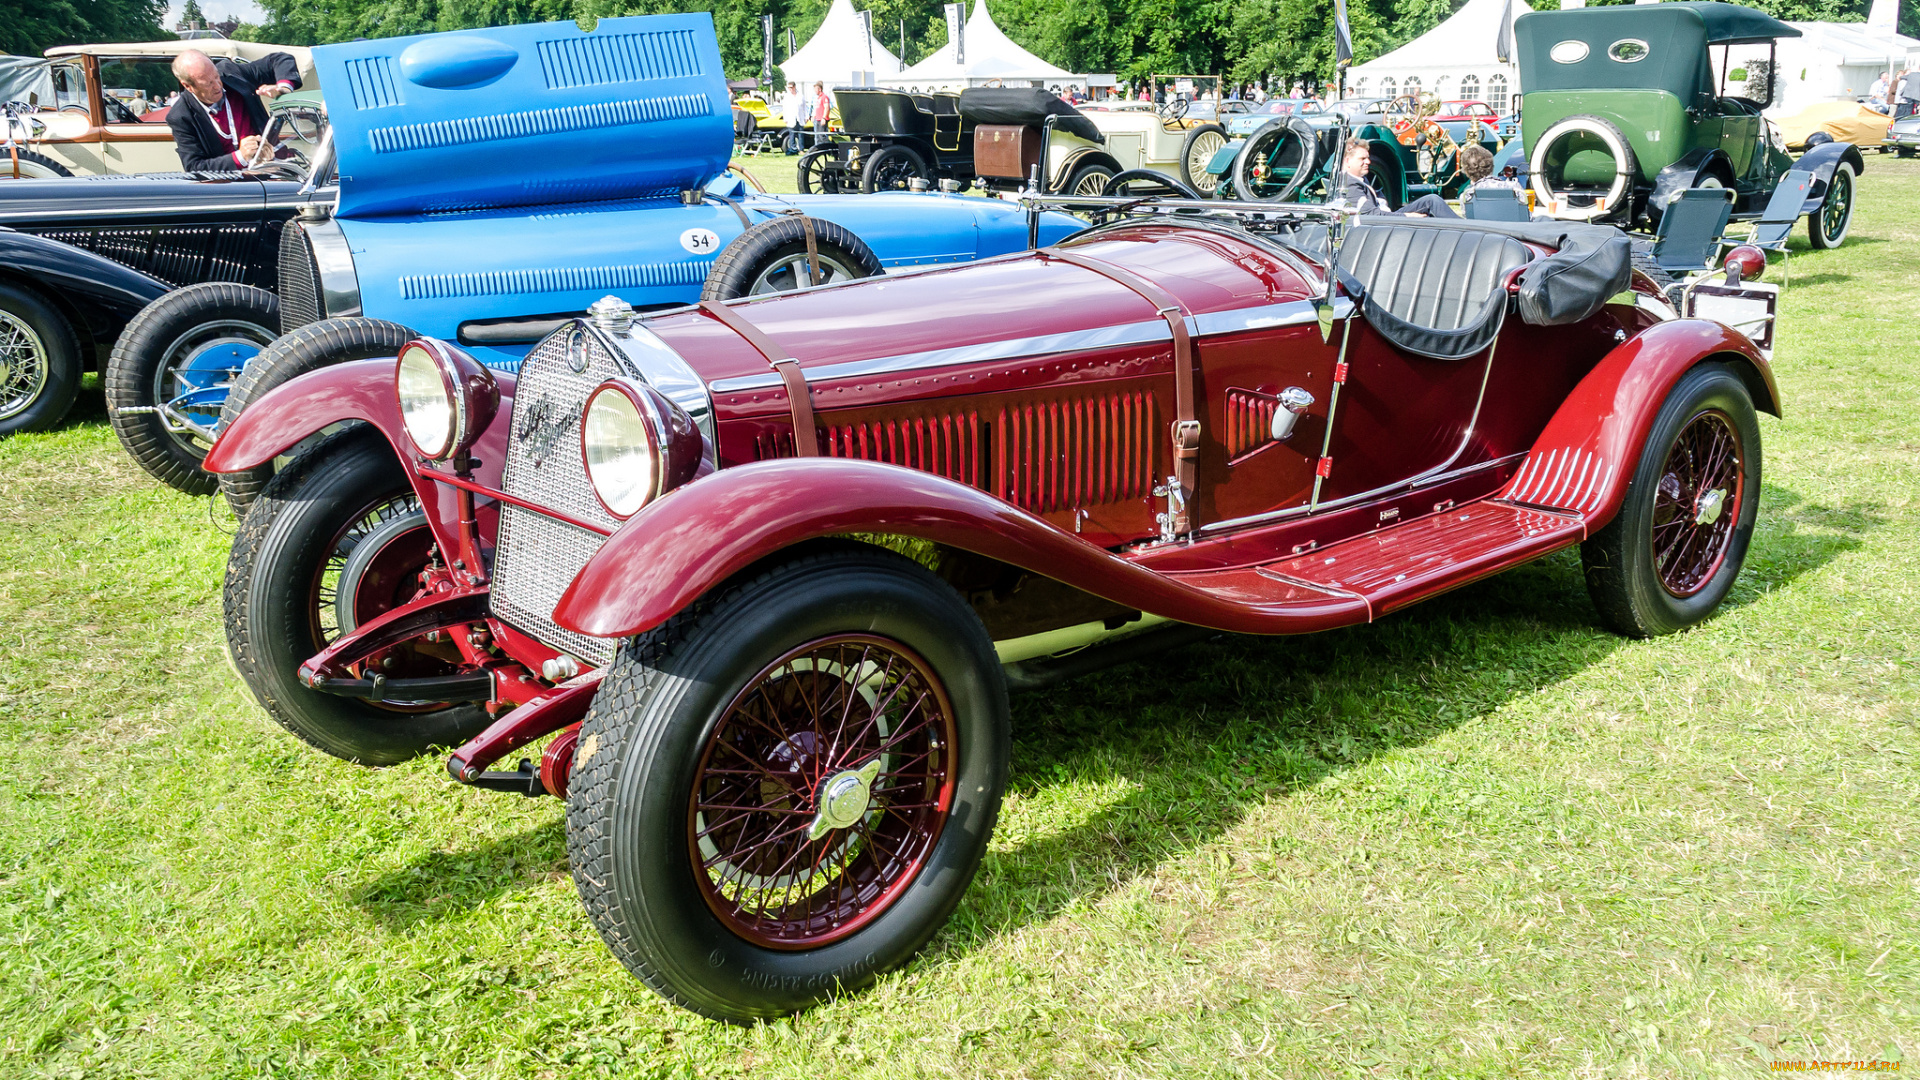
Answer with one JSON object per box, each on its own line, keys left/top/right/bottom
{"left": 1501, "top": 319, "right": 1778, "bottom": 526}
{"left": 202, "top": 358, "right": 404, "bottom": 474}
{"left": 0, "top": 229, "right": 170, "bottom": 313}
{"left": 550, "top": 458, "right": 1361, "bottom": 639}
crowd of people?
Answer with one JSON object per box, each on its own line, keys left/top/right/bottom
{"left": 1866, "top": 64, "right": 1920, "bottom": 119}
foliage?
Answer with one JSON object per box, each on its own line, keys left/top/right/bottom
{"left": 179, "top": 0, "right": 207, "bottom": 29}
{"left": 0, "top": 0, "right": 169, "bottom": 56}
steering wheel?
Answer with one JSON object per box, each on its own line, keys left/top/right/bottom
{"left": 1157, "top": 97, "right": 1189, "bottom": 125}
{"left": 1103, "top": 168, "right": 1202, "bottom": 200}
{"left": 59, "top": 103, "right": 90, "bottom": 114}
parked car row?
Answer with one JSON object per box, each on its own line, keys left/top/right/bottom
{"left": 0, "top": 1, "right": 1839, "bottom": 1027}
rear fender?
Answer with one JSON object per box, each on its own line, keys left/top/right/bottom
{"left": 1790, "top": 142, "right": 1865, "bottom": 214}
{"left": 550, "top": 458, "right": 1360, "bottom": 640}
{"left": 1650, "top": 147, "right": 1734, "bottom": 212}
{"left": 1500, "top": 319, "right": 1778, "bottom": 527}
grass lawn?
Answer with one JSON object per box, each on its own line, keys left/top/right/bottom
{"left": 1, "top": 158, "right": 1915, "bottom": 1079}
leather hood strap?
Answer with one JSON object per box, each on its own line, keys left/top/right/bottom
{"left": 697, "top": 300, "right": 818, "bottom": 457}
{"left": 1040, "top": 247, "right": 1200, "bottom": 533}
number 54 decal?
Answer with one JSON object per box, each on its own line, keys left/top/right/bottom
{"left": 680, "top": 228, "right": 722, "bottom": 255}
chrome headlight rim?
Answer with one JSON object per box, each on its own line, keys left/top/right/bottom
{"left": 582, "top": 378, "right": 666, "bottom": 520}
{"left": 394, "top": 337, "right": 498, "bottom": 462}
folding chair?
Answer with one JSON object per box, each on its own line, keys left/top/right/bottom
{"left": 1726, "top": 168, "right": 1812, "bottom": 286}
{"left": 1650, "top": 186, "right": 1734, "bottom": 277}
{"left": 1462, "top": 185, "right": 1530, "bottom": 222}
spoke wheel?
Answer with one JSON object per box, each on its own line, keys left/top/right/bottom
{"left": 1649, "top": 410, "right": 1743, "bottom": 598}
{"left": 1581, "top": 363, "right": 1762, "bottom": 638}
{"left": 690, "top": 634, "right": 957, "bottom": 950}
{"left": 1808, "top": 161, "right": 1854, "bottom": 249}
{"left": 0, "top": 309, "right": 48, "bottom": 424}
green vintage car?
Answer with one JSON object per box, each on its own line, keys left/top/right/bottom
{"left": 1516, "top": 1, "right": 1861, "bottom": 246}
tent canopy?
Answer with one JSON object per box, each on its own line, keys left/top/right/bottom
{"left": 1350, "top": 0, "right": 1530, "bottom": 88}
{"left": 0, "top": 56, "right": 55, "bottom": 109}
{"left": 781, "top": 0, "right": 900, "bottom": 88}
{"left": 901, "top": 0, "right": 1075, "bottom": 86}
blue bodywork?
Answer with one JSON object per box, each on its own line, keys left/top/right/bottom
{"left": 308, "top": 15, "right": 1083, "bottom": 370}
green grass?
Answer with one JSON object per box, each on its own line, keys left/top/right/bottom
{"left": 2, "top": 159, "right": 1916, "bottom": 1079}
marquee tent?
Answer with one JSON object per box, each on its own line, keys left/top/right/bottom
{"left": 781, "top": 0, "right": 900, "bottom": 89}
{"left": 1726, "top": 20, "right": 1920, "bottom": 114}
{"left": 1346, "top": 0, "right": 1533, "bottom": 112}
{"left": 899, "top": 0, "right": 1080, "bottom": 91}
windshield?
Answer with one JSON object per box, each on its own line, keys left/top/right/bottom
{"left": 96, "top": 57, "right": 180, "bottom": 123}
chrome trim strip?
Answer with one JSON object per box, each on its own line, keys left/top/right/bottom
{"left": 706, "top": 297, "right": 1351, "bottom": 395}
{"left": 301, "top": 215, "right": 362, "bottom": 319}
{"left": 0, "top": 200, "right": 270, "bottom": 220}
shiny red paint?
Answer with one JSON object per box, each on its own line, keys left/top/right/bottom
{"left": 203, "top": 358, "right": 405, "bottom": 474}
{"left": 1499, "top": 319, "right": 1776, "bottom": 526}
{"left": 539, "top": 724, "right": 581, "bottom": 800}
{"left": 446, "top": 670, "right": 604, "bottom": 781}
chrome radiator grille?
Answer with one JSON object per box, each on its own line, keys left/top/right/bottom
{"left": 278, "top": 222, "right": 323, "bottom": 331}
{"left": 490, "top": 328, "right": 637, "bottom": 668}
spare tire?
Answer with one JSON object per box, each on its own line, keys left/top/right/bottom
{"left": 216, "top": 317, "right": 418, "bottom": 513}
{"left": 1232, "top": 118, "right": 1319, "bottom": 203}
{"left": 701, "top": 215, "right": 883, "bottom": 300}
{"left": 1530, "top": 114, "right": 1637, "bottom": 223}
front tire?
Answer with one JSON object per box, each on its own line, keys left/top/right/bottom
{"left": 566, "top": 541, "right": 1009, "bottom": 1021}
{"left": 216, "top": 317, "right": 418, "bottom": 513}
{"left": 1807, "top": 161, "right": 1854, "bottom": 249}
{"left": 106, "top": 282, "right": 278, "bottom": 494}
{"left": 0, "top": 150, "right": 72, "bottom": 179}
{"left": 223, "top": 429, "right": 492, "bottom": 765}
{"left": 1582, "top": 362, "right": 1761, "bottom": 637}
{"left": 1179, "top": 123, "right": 1227, "bottom": 196}
{"left": 0, "top": 281, "right": 80, "bottom": 436}
{"left": 1062, "top": 160, "right": 1116, "bottom": 198}
{"left": 859, "top": 144, "right": 928, "bottom": 193}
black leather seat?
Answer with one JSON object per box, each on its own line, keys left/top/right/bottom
{"left": 1335, "top": 223, "right": 1533, "bottom": 360}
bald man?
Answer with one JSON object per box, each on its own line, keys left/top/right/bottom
{"left": 167, "top": 48, "right": 302, "bottom": 172}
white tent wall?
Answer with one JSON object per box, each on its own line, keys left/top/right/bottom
{"left": 1345, "top": 0, "right": 1532, "bottom": 111}
{"left": 1722, "top": 21, "right": 1920, "bottom": 114}
{"left": 898, "top": 0, "right": 1083, "bottom": 92}
{"left": 780, "top": 0, "right": 901, "bottom": 90}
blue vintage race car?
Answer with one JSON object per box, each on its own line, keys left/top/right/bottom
{"left": 96, "top": 13, "right": 1080, "bottom": 498}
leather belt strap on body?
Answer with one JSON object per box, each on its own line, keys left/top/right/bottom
{"left": 1039, "top": 247, "right": 1201, "bottom": 533}
{"left": 782, "top": 210, "right": 825, "bottom": 286}
{"left": 696, "top": 300, "right": 819, "bottom": 457}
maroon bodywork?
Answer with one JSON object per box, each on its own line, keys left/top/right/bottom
{"left": 206, "top": 220, "right": 1778, "bottom": 787}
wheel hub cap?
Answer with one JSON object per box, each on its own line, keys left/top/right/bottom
{"left": 809, "top": 758, "right": 882, "bottom": 840}
{"left": 1694, "top": 487, "right": 1727, "bottom": 526}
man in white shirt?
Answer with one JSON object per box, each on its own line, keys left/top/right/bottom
{"left": 778, "top": 81, "right": 805, "bottom": 154}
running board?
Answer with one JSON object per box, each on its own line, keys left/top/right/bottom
{"left": 1165, "top": 500, "right": 1587, "bottom": 628}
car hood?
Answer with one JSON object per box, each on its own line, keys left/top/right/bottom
{"left": 315, "top": 13, "right": 732, "bottom": 219}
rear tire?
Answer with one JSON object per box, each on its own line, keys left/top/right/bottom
{"left": 1807, "top": 161, "right": 1854, "bottom": 249}
{"left": 1179, "top": 123, "right": 1227, "bottom": 196}
{"left": 1582, "top": 363, "right": 1761, "bottom": 637}
{"left": 0, "top": 150, "right": 72, "bottom": 179}
{"left": 0, "top": 281, "right": 80, "bottom": 436}
{"left": 796, "top": 147, "right": 842, "bottom": 195}
{"left": 223, "top": 428, "right": 492, "bottom": 765}
{"left": 216, "top": 317, "right": 417, "bottom": 513}
{"left": 701, "top": 216, "right": 883, "bottom": 300}
{"left": 1062, "top": 160, "right": 1116, "bottom": 198}
{"left": 567, "top": 541, "right": 1008, "bottom": 1022}
{"left": 106, "top": 282, "right": 278, "bottom": 495}
{"left": 859, "top": 144, "right": 928, "bottom": 193}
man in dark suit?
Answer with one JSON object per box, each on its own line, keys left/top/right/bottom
{"left": 167, "top": 49, "right": 303, "bottom": 172}
{"left": 1341, "top": 139, "right": 1457, "bottom": 218}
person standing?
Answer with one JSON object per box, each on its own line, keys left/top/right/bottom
{"left": 810, "top": 82, "right": 831, "bottom": 148}
{"left": 1899, "top": 66, "right": 1920, "bottom": 119}
{"left": 779, "top": 80, "right": 804, "bottom": 154}
{"left": 166, "top": 48, "right": 301, "bottom": 171}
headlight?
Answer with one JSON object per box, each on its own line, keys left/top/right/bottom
{"left": 582, "top": 378, "right": 706, "bottom": 519}
{"left": 395, "top": 338, "right": 498, "bottom": 461}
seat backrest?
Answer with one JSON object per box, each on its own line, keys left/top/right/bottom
{"left": 1335, "top": 223, "right": 1533, "bottom": 360}
{"left": 1652, "top": 187, "right": 1733, "bottom": 272}
{"left": 1463, "top": 186, "right": 1529, "bottom": 222}
{"left": 1761, "top": 169, "right": 1813, "bottom": 224}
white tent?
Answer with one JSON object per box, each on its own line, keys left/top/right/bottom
{"left": 781, "top": 0, "right": 900, "bottom": 90}
{"left": 1725, "top": 21, "right": 1920, "bottom": 114}
{"left": 899, "top": 0, "right": 1080, "bottom": 91}
{"left": 1346, "top": 0, "right": 1532, "bottom": 113}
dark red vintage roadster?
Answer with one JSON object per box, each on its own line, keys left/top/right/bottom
{"left": 206, "top": 203, "right": 1777, "bottom": 1021}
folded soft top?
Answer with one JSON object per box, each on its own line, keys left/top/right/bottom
{"left": 958, "top": 87, "right": 1103, "bottom": 144}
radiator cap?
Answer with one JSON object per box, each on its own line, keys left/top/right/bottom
{"left": 589, "top": 295, "right": 635, "bottom": 336}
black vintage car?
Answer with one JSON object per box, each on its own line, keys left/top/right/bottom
{"left": 0, "top": 97, "right": 324, "bottom": 490}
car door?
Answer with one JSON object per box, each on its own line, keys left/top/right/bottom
{"left": 96, "top": 57, "right": 191, "bottom": 174}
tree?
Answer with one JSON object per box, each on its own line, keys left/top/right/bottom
{"left": 180, "top": 0, "right": 207, "bottom": 29}
{"left": 2, "top": 0, "right": 169, "bottom": 55}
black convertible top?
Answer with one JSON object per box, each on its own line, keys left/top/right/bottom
{"left": 958, "top": 87, "right": 1104, "bottom": 144}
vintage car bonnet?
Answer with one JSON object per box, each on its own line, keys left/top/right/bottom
{"left": 314, "top": 14, "right": 732, "bottom": 218}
